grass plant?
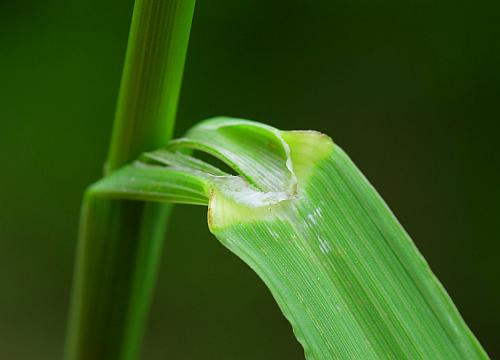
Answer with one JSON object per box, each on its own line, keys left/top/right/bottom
{"left": 65, "top": 1, "right": 488, "bottom": 359}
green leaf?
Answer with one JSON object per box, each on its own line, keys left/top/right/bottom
{"left": 95, "top": 117, "right": 488, "bottom": 359}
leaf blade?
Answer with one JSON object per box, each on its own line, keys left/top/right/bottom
{"left": 89, "top": 118, "right": 488, "bottom": 359}
{"left": 205, "top": 126, "right": 488, "bottom": 359}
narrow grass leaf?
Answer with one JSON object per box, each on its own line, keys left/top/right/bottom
{"left": 95, "top": 117, "right": 488, "bottom": 359}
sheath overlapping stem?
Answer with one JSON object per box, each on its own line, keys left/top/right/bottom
{"left": 65, "top": 1, "right": 195, "bottom": 359}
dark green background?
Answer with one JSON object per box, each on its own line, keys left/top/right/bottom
{"left": 1, "top": 0, "right": 498, "bottom": 358}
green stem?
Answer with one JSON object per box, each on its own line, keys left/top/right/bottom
{"left": 107, "top": 0, "right": 196, "bottom": 172}
{"left": 65, "top": 1, "right": 196, "bottom": 359}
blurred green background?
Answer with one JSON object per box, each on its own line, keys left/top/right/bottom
{"left": 1, "top": 0, "right": 499, "bottom": 358}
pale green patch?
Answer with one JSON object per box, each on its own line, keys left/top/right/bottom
{"left": 280, "top": 130, "right": 334, "bottom": 182}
